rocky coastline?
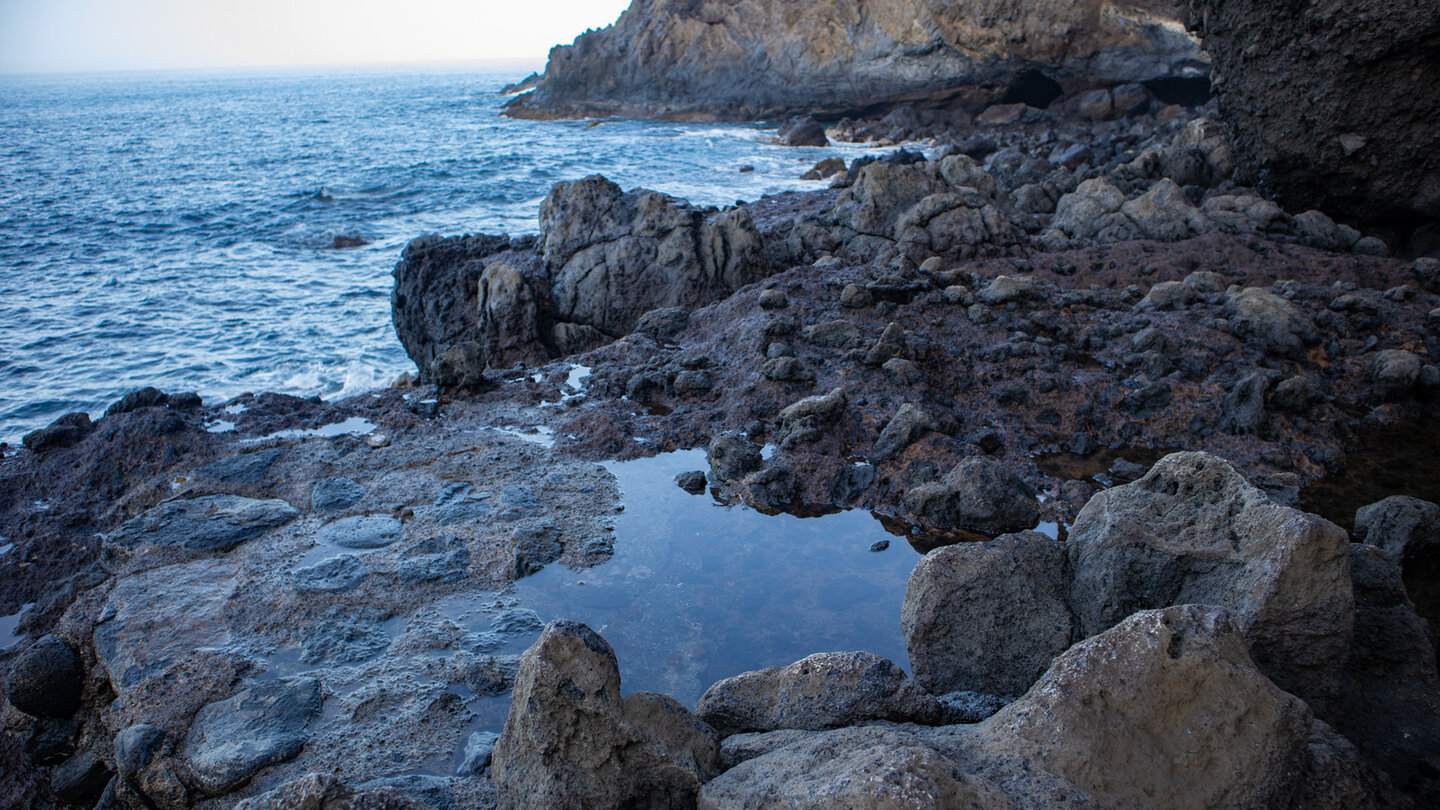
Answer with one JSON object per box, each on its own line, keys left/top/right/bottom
{"left": 5, "top": 0, "right": 1440, "bottom": 808}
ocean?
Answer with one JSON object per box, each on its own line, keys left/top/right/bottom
{"left": 0, "top": 64, "right": 878, "bottom": 445}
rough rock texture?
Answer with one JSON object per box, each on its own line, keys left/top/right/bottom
{"left": 508, "top": 0, "right": 1205, "bottom": 120}
{"left": 105, "top": 495, "right": 299, "bottom": 556}
{"left": 968, "top": 605, "right": 1315, "bottom": 809}
{"left": 692, "top": 651, "right": 939, "bottom": 737}
{"left": 5, "top": 635, "right": 84, "bottom": 718}
{"left": 182, "top": 678, "right": 322, "bottom": 795}
{"left": 391, "top": 233, "right": 513, "bottom": 384}
{"left": 1188, "top": 0, "right": 1440, "bottom": 223}
{"left": 903, "top": 457, "right": 1039, "bottom": 535}
{"left": 698, "top": 726, "right": 1008, "bottom": 810}
{"left": 491, "top": 621, "right": 720, "bottom": 810}
{"left": 1066, "top": 452, "right": 1354, "bottom": 706}
{"left": 902, "top": 532, "right": 1073, "bottom": 698}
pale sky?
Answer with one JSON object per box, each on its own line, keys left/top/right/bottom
{"left": 0, "top": 0, "right": 634, "bottom": 73}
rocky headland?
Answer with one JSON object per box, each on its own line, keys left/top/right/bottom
{"left": 4, "top": 0, "right": 1440, "bottom": 808}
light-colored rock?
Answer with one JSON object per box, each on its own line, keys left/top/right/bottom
{"left": 1066, "top": 451, "right": 1353, "bottom": 703}
{"left": 1119, "top": 178, "right": 1212, "bottom": 241}
{"left": 693, "top": 651, "right": 939, "bottom": 737}
{"left": 902, "top": 532, "right": 1073, "bottom": 698}
{"left": 1136, "top": 279, "right": 1197, "bottom": 310}
{"left": 872, "top": 404, "right": 937, "bottom": 462}
{"left": 1225, "top": 286, "right": 1319, "bottom": 358}
{"left": 699, "top": 726, "right": 1011, "bottom": 810}
{"left": 774, "top": 388, "right": 847, "bottom": 450}
{"left": 1371, "top": 349, "right": 1423, "bottom": 399}
{"left": 973, "top": 605, "right": 1315, "bottom": 810}
{"left": 491, "top": 621, "right": 719, "bottom": 810}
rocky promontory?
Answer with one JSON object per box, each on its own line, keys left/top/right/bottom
{"left": 506, "top": 0, "right": 1207, "bottom": 121}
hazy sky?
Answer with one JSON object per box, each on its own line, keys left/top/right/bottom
{"left": 0, "top": 0, "right": 633, "bottom": 74}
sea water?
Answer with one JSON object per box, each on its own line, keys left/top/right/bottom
{"left": 0, "top": 64, "right": 884, "bottom": 444}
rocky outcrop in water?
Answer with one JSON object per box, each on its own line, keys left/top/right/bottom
{"left": 507, "top": 0, "right": 1206, "bottom": 121}
{"left": 1187, "top": 0, "right": 1440, "bottom": 227}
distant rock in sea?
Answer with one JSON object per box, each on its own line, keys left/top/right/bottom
{"left": 505, "top": 0, "right": 1208, "bottom": 121}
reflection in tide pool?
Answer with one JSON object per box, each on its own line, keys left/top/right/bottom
{"left": 515, "top": 449, "right": 918, "bottom": 706}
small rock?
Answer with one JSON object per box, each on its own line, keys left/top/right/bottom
{"left": 759, "top": 356, "right": 815, "bottom": 383}
{"left": 776, "top": 116, "right": 828, "bottom": 147}
{"left": 869, "top": 540, "right": 890, "bottom": 552}
{"left": 976, "top": 275, "right": 1037, "bottom": 305}
{"left": 311, "top": 477, "right": 365, "bottom": 512}
{"left": 903, "top": 457, "right": 1038, "bottom": 535}
{"left": 675, "top": 470, "right": 708, "bottom": 494}
{"left": 183, "top": 678, "right": 322, "bottom": 796}
{"left": 838, "top": 283, "right": 872, "bottom": 308}
{"left": 1137, "top": 280, "right": 1197, "bottom": 311}
{"left": 634, "top": 307, "right": 691, "bottom": 342}
{"left": 105, "top": 387, "right": 170, "bottom": 416}
{"left": 290, "top": 555, "right": 369, "bottom": 593}
{"left": 512, "top": 524, "right": 563, "bottom": 578}
{"left": 458, "top": 731, "right": 500, "bottom": 776}
{"left": 774, "top": 388, "right": 847, "bottom": 449}
{"left": 881, "top": 358, "right": 923, "bottom": 385}
{"left": 1352, "top": 236, "right": 1389, "bottom": 257}
{"left": 708, "top": 433, "right": 762, "bottom": 481}
{"left": 757, "top": 289, "right": 788, "bottom": 309}
{"left": 1371, "top": 349, "right": 1422, "bottom": 399}
{"left": 22, "top": 412, "right": 93, "bottom": 453}
{"left": 318, "top": 514, "right": 402, "bottom": 550}
{"left": 872, "top": 404, "right": 937, "bottom": 462}
{"left": 1271, "top": 375, "right": 1323, "bottom": 413}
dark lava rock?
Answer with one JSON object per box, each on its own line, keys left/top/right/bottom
{"left": 108, "top": 495, "right": 300, "bottom": 554}
{"left": 1220, "top": 372, "right": 1271, "bottom": 435}
{"left": 318, "top": 514, "right": 402, "bottom": 550}
{"left": 634, "top": 306, "right": 691, "bottom": 342}
{"left": 675, "top": 470, "right": 708, "bottom": 494}
{"left": 1189, "top": 0, "right": 1440, "bottom": 223}
{"left": 182, "top": 678, "right": 322, "bottom": 796}
{"left": 6, "top": 635, "right": 84, "bottom": 718}
{"left": 903, "top": 457, "right": 1039, "bottom": 535}
{"left": 25, "top": 718, "right": 78, "bottom": 765}
{"left": 707, "top": 433, "right": 763, "bottom": 481}
{"left": 777, "top": 116, "right": 828, "bottom": 147}
{"left": 311, "top": 476, "right": 366, "bottom": 512}
{"left": 512, "top": 523, "right": 563, "bottom": 578}
{"left": 51, "top": 750, "right": 113, "bottom": 805}
{"left": 104, "top": 387, "right": 169, "bottom": 416}
{"left": 398, "top": 534, "right": 470, "bottom": 584}
{"left": 391, "top": 233, "right": 511, "bottom": 384}
{"left": 21, "top": 412, "right": 93, "bottom": 453}
{"left": 290, "top": 555, "right": 370, "bottom": 594}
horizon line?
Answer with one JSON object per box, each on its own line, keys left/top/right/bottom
{"left": 0, "top": 56, "right": 549, "bottom": 79}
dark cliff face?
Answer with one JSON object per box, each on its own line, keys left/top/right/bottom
{"left": 1188, "top": 0, "right": 1440, "bottom": 228}
{"left": 507, "top": 0, "right": 1206, "bottom": 121}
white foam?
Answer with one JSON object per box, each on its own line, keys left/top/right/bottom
{"left": 0, "top": 543, "right": 12, "bottom": 556}
{"left": 259, "top": 416, "right": 379, "bottom": 441}
{"left": 334, "top": 362, "right": 390, "bottom": 400}
{"left": 205, "top": 420, "right": 237, "bottom": 433}
{"left": 224, "top": 403, "right": 248, "bottom": 415}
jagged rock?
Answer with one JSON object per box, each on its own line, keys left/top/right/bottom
{"left": 707, "top": 433, "right": 762, "bottom": 481}
{"left": 540, "top": 175, "right": 763, "bottom": 339}
{"left": 970, "top": 605, "right": 1316, "bottom": 810}
{"left": 1051, "top": 177, "right": 1131, "bottom": 241}
{"left": 182, "top": 678, "right": 322, "bottom": 796}
{"left": 1355, "top": 495, "right": 1440, "bottom": 558}
{"left": 21, "top": 412, "right": 93, "bottom": 453}
{"left": 872, "top": 404, "right": 937, "bottom": 462}
{"left": 776, "top": 116, "right": 827, "bottom": 147}
{"left": 511, "top": 523, "right": 563, "bottom": 578}
{"left": 477, "top": 259, "right": 549, "bottom": 368}
{"left": 51, "top": 751, "right": 112, "bottom": 805}
{"left": 862, "top": 322, "right": 907, "bottom": 366}
{"left": 1272, "top": 375, "right": 1324, "bottom": 413}
{"left": 6, "top": 635, "right": 84, "bottom": 718}
{"left": 716, "top": 730, "right": 820, "bottom": 771}
{"left": 430, "top": 341, "right": 488, "bottom": 390}
{"left": 1224, "top": 286, "right": 1319, "bottom": 359}
{"left": 106, "top": 495, "right": 299, "bottom": 555}
{"left": 458, "top": 731, "right": 501, "bottom": 777}
{"left": 975, "top": 275, "right": 1036, "bottom": 305}
{"left": 508, "top": 0, "right": 1203, "bottom": 120}
{"left": 491, "top": 621, "right": 719, "bottom": 810}
{"left": 903, "top": 457, "right": 1038, "bottom": 535}
{"left": 1066, "top": 452, "right": 1353, "bottom": 704}
{"left": 635, "top": 306, "right": 692, "bottom": 342}
{"left": 773, "top": 388, "right": 846, "bottom": 449}
{"left": 739, "top": 466, "right": 800, "bottom": 509}
{"left": 698, "top": 726, "right": 1006, "bottom": 809}
{"left": 1120, "top": 178, "right": 1212, "bottom": 240}
{"left": 1189, "top": 0, "right": 1440, "bottom": 223}
{"left": 392, "top": 233, "right": 511, "bottom": 384}
{"left": 902, "top": 532, "right": 1073, "bottom": 698}
{"left": 105, "top": 387, "right": 170, "bottom": 416}
{"left": 115, "top": 724, "right": 185, "bottom": 809}
{"left": 693, "top": 651, "right": 939, "bottom": 737}
{"left": 1219, "top": 371, "right": 1271, "bottom": 434}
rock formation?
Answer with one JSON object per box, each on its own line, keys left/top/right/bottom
{"left": 507, "top": 0, "right": 1206, "bottom": 120}
{"left": 1187, "top": 0, "right": 1440, "bottom": 225}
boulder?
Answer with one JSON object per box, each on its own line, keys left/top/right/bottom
{"left": 903, "top": 457, "right": 1038, "bottom": 535}
{"left": 1371, "top": 349, "right": 1423, "bottom": 400}
{"left": 698, "top": 727, "right": 1007, "bottom": 810}
{"left": 1354, "top": 495, "right": 1440, "bottom": 558}
{"left": 507, "top": 0, "right": 1204, "bottom": 121}
{"left": 391, "top": 233, "right": 511, "bottom": 384}
{"left": 6, "top": 635, "right": 84, "bottom": 718}
{"left": 182, "top": 678, "right": 322, "bottom": 796}
{"left": 1189, "top": 0, "right": 1440, "bottom": 223}
{"left": 776, "top": 116, "right": 828, "bottom": 147}
{"left": 477, "top": 259, "right": 549, "bottom": 369}
{"left": 1066, "top": 452, "right": 1353, "bottom": 704}
{"left": 105, "top": 495, "right": 299, "bottom": 556}
{"left": 902, "top": 532, "right": 1073, "bottom": 698}
{"left": 21, "top": 412, "right": 93, "bottom": 453}
{"left": 1224, "top": 286, "right": 1320, "bottom": 359}
{"left": 972, "top": 605, "right": 1315, "bottom": 810}
{"left": 430, "top": 341, "right": 489, "bottom": 390}
{"left": 707, "top": 433, "right": 762, "bottom": 481}
{"left": 491, "top": 621, "right": 719, "bottom": 810}
{"left": 693, "top": 651, "right": 939, "bottom": 737}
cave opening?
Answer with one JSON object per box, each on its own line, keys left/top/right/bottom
{"left": 1144, "top": 76, "right": 1214, "bottom": 107}
{"left": 1000, "top": 69, "right": 1064, "bottom": 108}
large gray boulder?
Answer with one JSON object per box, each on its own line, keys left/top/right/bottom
{"left": 969, "top": 605, "right": 1315, "bottom": 810}
{"left": 491, "top": 621, "right": 720, "bottom": 810}
{"left": 692, "top": 651, "right": 939, "bottom": 737}
{"left": 507, "top": 0, "right": 1204, "bottom": 120}
{"left": 1224, "top": 286, "right": 1320, "bottom": 359}
{"left": 1066, "top": 451, "right": 1353, "bottom": 704}
{"left": 391, "top": 233, "right": 512, "bottom": 384}
{"left": 902, "top": 531, "right": 1073, "bottom": 698}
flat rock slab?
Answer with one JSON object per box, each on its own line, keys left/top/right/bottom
{"left": 106, "top": 495, "right": 299, "bottom": 553}
{"left": 183, "top": 677, "right": 322, "bottom": 795}
{"left": 319, "top": 514, "right": 403, "bottom": 549}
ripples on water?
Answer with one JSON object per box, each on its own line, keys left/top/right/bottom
{"left": 0, "top": 65, "right": 882, "bottom": 444}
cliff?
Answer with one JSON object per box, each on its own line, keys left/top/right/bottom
{"left": 506, "top": 0, "right": 1207, "bottom": 121}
